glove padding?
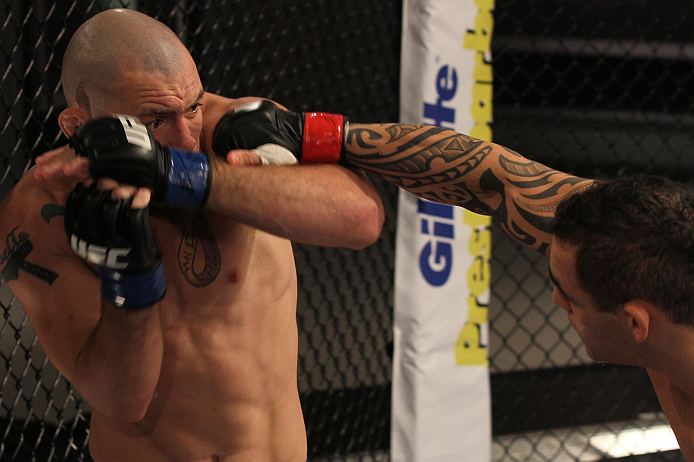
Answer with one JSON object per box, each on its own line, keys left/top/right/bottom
{"left": 64, "top": 183, "right": 166, "bottom": 309}
{"left": 211, "top": 100, "right": 348, "bottom": 165}
{"left": 71, "top": 115, "right": 211, "bottom": 209}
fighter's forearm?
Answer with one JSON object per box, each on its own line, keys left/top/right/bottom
{"left": 74, "top": 300, "right": 164, "bottom": 422}
{"left": 343, "top": 124, "right": 592, "bottom": 254}
{"left": 206, "top": 160, "right": 384, "bottom": 249}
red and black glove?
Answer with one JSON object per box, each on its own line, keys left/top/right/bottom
{"left": 211, "top": 100, "right": 348, "bottom": 165}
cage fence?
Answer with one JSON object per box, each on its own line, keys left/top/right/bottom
{"left": 0, "top": 0, "right": 692, "bottom": 461}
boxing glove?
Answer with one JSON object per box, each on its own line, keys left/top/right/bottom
{"left": 64, "top": 183, "right": 166, "bottom": 309}
{"left": 71, "top": 115, "right": 211, "bottom": 209}
{"left": 211, "top": 100, "right": 348, "bottom": 165}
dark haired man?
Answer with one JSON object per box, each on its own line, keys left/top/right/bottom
{"left": 550, "top": 175, "right": 694, "bottom": 459}
{"left": 341, "top": 134, "right": 694, "bottom": 458}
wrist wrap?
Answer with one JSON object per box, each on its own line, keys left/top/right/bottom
{"left": 100, "top": 263, "right": 167, "bottom": 310}
{"left": 302, "top": 113, "right": 347, "bottom": 164}
{"left": 164, "top": 147, "right": 212, "bottom": 208}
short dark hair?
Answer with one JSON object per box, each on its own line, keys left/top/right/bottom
{"left": 551, "top": 174, "right": 694, "bottom": 326}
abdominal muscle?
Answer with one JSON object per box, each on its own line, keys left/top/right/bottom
{"left": 88, "top": 214, "right": 307, "bottom": 462}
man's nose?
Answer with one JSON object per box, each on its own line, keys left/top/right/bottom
{"left": 165, "top": 118, "right": 197, "bottom": 151}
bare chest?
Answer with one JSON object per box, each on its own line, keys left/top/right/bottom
{"left": 151, "top": 212, "right": 297, "bottom": 314}
{"left": 114, "top": 215, "right": 304, "bottom": 460}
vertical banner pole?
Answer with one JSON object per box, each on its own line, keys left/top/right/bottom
{"left": 392, "top": 0, "right": 494, "bottom": 460}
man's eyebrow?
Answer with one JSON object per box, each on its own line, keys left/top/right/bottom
{"left": 189, "top": 89, "right": 204, "bottom": 110}
{"left": 140, "top": 90, "right": 205, "bottom": 117}
{"left": 140, "top": 107, "right": 176, "bottom": 116}
{"left": 548, "top": 266, "right": 575, "bottom": 303}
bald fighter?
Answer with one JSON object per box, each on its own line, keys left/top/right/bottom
{"left": 1, "top": 9, "right": 383, "bottom": 462}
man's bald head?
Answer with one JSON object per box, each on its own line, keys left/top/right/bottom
{"left": 61, "top": 9, "right": 193, "bottom": 114}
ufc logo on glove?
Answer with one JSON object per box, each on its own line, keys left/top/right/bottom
{"left": 117, "top": 115, "right": 152, "bottom": 151}
{"left": 70, "top": 235, "right": 130, "bottom": 270}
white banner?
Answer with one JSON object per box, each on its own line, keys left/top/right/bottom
{"left": 393, "top": 0, "right": 494, "bottom": 460}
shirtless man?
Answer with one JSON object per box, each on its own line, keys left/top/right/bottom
{"left": 0, "top": 9, "right": 384, "bottom": 462}
{"left": 217, "top": 106, "right": 694, "bottom": 458}
{"left": 549, "top": 175, "right": 694, "bottom": 460}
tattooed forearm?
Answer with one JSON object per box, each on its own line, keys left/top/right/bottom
{"left": 345, "top": 125, "right": 496, "bottom": 211}
{"left": 346, "top": 124, "right": 486, "bottom": 176}
{"left": 344, "top": 123, "right": 593, "bottom": 253}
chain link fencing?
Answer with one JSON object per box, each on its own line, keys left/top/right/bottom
{"left": 0, "top": 0, "right": 691, "bottom": 461}
{"left": 491, "top": 1, "right": 692, "bottom": 461}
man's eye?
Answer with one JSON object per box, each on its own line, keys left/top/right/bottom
{"left": 190, "top": 103, "right": 202, "bottom": 113}
{"left": 146, "top": 119, "right": 163, "bottom": 131}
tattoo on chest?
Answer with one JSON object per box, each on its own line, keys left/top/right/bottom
{"left": 1, "top": 227, "right": 58, "bottom": 285}
{"left": 178, "top": 213, "right": 221, "bottom": 287}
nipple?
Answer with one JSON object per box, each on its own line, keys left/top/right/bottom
{"left": 227, "top": 269, "right": 241, "bottom": 283}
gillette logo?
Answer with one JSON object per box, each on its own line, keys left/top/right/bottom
{"left": 418, "top": 199, "right": 454, "bottom": 286}
{"left": 418, "top": 64, "right": 458, "bottom": 286}
{"left": 423, "top": 65, "right": 458, "bottom": 129}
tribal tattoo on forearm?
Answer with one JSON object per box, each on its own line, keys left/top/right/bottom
{"left": 344, "top": 124, "right": 592, "bottom": 253}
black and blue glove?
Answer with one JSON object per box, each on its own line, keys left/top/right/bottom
{"left": 64, "top": 183, "right": 166, "bottom": 309}
{"left": 71, "top": 115, "right": 211, "bottom": 209}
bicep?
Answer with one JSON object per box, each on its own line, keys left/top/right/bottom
{"left": 481, "top": 145, "right": 592, "bottom": 254}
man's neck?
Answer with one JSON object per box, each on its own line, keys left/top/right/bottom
{"left": 648, "top": 323, "right": 694, "bottom": 398}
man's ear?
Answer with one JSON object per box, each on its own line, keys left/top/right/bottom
{"left": 623, "top": 300, "right": 652, "bottom": 344}
{"left": 58, "top": 108, "right": 89, "bottom": 138}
